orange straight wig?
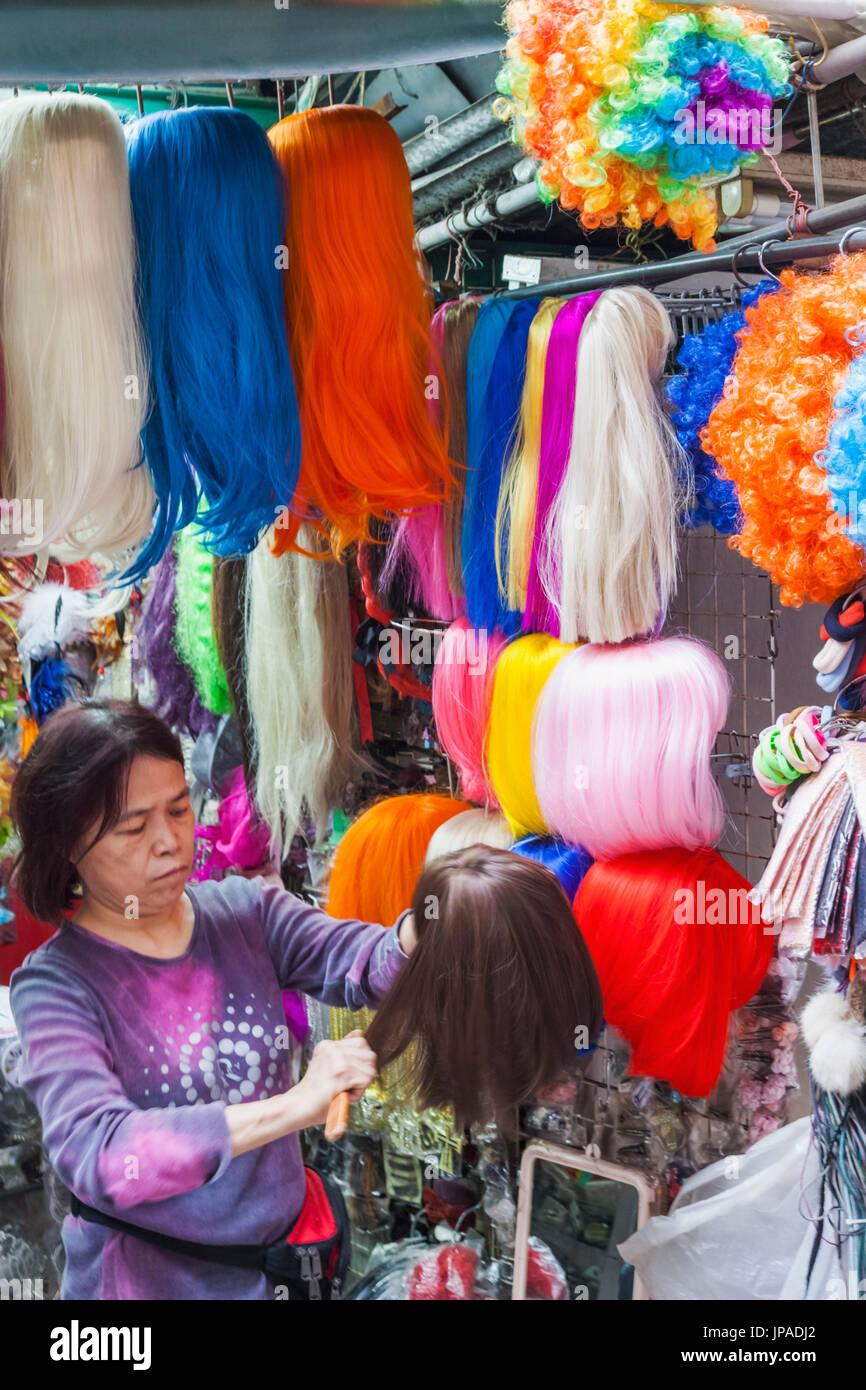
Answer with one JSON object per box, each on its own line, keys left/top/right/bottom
{"left": 268, "top": 106, "right": 454, "bottom": 555}
{"left": 325, "top": 793, "right": 472, "bottom": 924}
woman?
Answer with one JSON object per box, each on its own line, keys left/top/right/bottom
{"left": 9, "top": 698, "right": 416, "bottom": 1300}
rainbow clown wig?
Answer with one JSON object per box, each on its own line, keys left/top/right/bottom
{"left": 495, "top": 0, "right": 790, "bottom": 251}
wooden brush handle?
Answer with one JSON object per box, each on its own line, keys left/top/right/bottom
{"left": 325, "top": 1090, "right": 350, "bottom": 1142}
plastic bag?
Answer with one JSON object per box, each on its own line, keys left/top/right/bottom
{"left": 526, "top": 1237, "right": 568, "bottom": 1301}
{"left": 619, "top": 1117, "right": 839, "bottom": 1300}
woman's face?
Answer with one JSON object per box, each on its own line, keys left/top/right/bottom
{"left": 74, "top": 755, "right": 196, "bottom": 919}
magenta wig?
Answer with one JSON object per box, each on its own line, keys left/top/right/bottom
{"left": 531, "top": 637, "right": 729, "bottom": 858}
{"left": 432, "top": 617, "right": 508, "bottom": 805}
{"left": 523, "top": 291, "right": 601, "bottom": 635}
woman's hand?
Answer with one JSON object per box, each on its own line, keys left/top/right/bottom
{"left": 291, "top": 1031, "right": 377, "bottom": 1129}
{"left": 398, "top": 911, "right": 417, "bottom": 955}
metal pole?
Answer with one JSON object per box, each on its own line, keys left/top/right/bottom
{"left": 807, "top": 89, "right": 825, "bottom": 209}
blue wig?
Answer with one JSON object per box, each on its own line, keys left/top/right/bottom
{"left": 511, "top": 834, "right": 593, "bottom": 903}
{"left": 121, "top": 107, "right": 301, "bottom": 579}
{"left": 824, "top": 351, "right": 866, "bottom": 545}
{"left": 463, "top": 298, "right": 536, "bottom": 636}
{"left": 29, "top": 658, "right": 85, "bottom": 725}
{"left": 667, "top": 280, "right": 777, "bottom": 533}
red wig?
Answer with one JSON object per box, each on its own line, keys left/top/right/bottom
{"left": 574, "top": 848, "right": 773, "bottom": 1097}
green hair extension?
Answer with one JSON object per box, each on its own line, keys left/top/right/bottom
{"left": 174, "top": 527, "right": 234, "bottom": 716}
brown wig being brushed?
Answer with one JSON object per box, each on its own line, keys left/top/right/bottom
{"left": 365, "top": 844, "right": 604, "bottom": 1132}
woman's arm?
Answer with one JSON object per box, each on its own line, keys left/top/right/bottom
{"left": 229, "top": 876, "right": 415, "bottom": 1011}
{"left": 11, "top": 960, "right": 382, "bottom": 1202}
{"left": 10, "top": 961, "right": 233, "bottom": 1212}
{"left": 225, "top": 1033, "right": 375, "bottom": 1157}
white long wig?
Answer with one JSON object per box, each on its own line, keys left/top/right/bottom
{"left": 0, "top": 93, "right": 153, "bottom": 560}
{"left": 541, "top": 286, "right": 686, "bottom": 645}
{"left": 245, "top": 525, "right": 359, "bottom": 857}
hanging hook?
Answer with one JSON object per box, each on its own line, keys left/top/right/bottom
{"left": 135, "top": 84, "right": 144, "bottom": 117}
{"left": 757, "top": 239, "right": 784, "bottom": 283}
{"left": 225, "top": 81, "right": 236, "bottom": 108}
{"left": 839, "top": 226, "right": 865, "bottom": 257}
{"left": 730, "top": 243, "right": 754, "bottom": 290}
{"left": 276, "top": 79, "right": 285, "bottom": 122}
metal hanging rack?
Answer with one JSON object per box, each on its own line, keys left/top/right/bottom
{"left": 499, "top": 194, "right": 866, "bottom": 299}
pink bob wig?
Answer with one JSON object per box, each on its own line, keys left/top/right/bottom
{"left": 575, "top": 848, "right": 774, "bottom": 1097}
{"left": 532, "top": 637, "right": 729, "bottom": 859}
{"left": 431, "top": 617, "right": 508, "bottom": 806}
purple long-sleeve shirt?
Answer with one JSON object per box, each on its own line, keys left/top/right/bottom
{"left": 9, "top": 874, "right": 407, "bottom": 1301}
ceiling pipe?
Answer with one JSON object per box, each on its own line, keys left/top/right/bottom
{"left": 813, "top": 32, "right": 866, "bottom": 82}
{"left": 402, "top": 93, "right": 501, "bottom": 177}
{"left": 416, "top": 181, "right": 541, "bottom": 251}
{"left": 664, "top": 0, "right": 866, "bottom": 18}
{"left": 413, "top": 140, "right": 527, "bottom": 220}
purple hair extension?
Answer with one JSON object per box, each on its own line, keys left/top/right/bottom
{"left": 132, "top": 541, "right": 218, "bottom": 738}
{"left": 523, "top": 292, "right": 602, "bottom": 635}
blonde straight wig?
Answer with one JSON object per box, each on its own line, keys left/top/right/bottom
{"left": 245, "top": 525, "right": 360, "bottom": 857}
{"left": 541, "top": 287, "right": 686, "bottom": 645}
{"left": 495, "top": 297, "right": 562, "bottom": 611}
{"left": 0, "top": 93, "right": 153, "bottom": 561}
{"left": 424, "top": 808, "right": 514, "bottom": 865}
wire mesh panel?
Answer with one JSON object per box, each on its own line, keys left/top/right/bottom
{"left": 667, "top": 527, "right": 777, "bottom": 882}
{"left": 660, "top": 285, "right": 778, "bottom": 882}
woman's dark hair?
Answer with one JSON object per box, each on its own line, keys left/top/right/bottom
{"left": 365, "top": 845, "right": 604, "bottom": 1132}
{"left": 11, "top": 698, "right": 184, "bottom": 924}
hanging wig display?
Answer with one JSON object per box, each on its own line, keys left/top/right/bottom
{"left": 365, "top": 845, "right": 604, "bottom": 1130}
{"left": 511, "top": 834, "right": 593, "bottom": 902}
{"left": 540, "top": 288, "right": 684, "bottom": 645}
{"left": 424, "top": 808, "right": 514, "bottom": 863}
{"left": 463, "top": 298, "right": 537, "bottom": 636}
{"left": 705, "top": 253, "right": 866, "bottom": 605}
{"left": 485, "top": 633, "right": 572, "bottom": 838}
{"left": 523, "top": 291, "right": 601, "bottom": 635}
{"left": 381, "top": 298, "right": 479, "bottom": 619}
{"left": 123, "top": 107, "right": 301, "bottom": 576}
{"left": 267, "top": 105, "right": 453, "bottom": 554}
{"left": 173, "top": 528, "right": 233, "bottom": 717}
{"left": 431, "top": 617, "right": 508, "bottom": 807}
{"left": 575, "top": 848, "right": 774, "bottom": 1097}
{"left": 245, "top": 527, "right": 361, "bottom": 857}
{"left": 131, "top": 541, "right": 217, "bottom": 739}
{"left": 0, "top": 93, "right": 153, "bottom": 561}
{"left": 325, "top": 793, "right": 473, "bottom": 924}
{"left": 495, "top": 297, "right": 563, "bottom": 613}
{"left": 495, "top": 0, "right": 790, "bottom": 251}
{"left": 532, "top": 637, "right": 728, "bottom": 859}
{"left": 667, "top": 279, "right": 777, "bottom": 533}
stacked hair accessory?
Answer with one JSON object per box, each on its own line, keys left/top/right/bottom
{"left": 752, "top": 707, "right": 828, "bottom": 797}
{"left": 814, "top": 589, "right": 866, "bottom": 705}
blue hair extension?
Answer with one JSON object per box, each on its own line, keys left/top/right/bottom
{"left": 29, "top": 657, "right": 84, "bottom": 725}
{"left": 463, "top": 298, "right": 536, "bottom": 636}
{"left": 120, "top": 107, "right": 301, "bottom": 580}
{"left": 667, "top": 279, "right": 778, "bottom": 533}
{"left": 824, "top": 351, "right": 866, "bottom": 544}
{"left": 511, "top": 834, "right": 593, "bottom": 902}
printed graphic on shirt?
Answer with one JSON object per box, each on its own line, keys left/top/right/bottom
{"left": 140, "top": 992, "right": 291, "bottom": 1108}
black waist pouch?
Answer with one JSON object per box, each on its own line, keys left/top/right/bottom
{"left": 69, "top": 1167, "right": 350, "bottom": 1301}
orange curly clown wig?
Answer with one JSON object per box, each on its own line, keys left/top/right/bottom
{"left": 704, "top": 253, "right": 866, "bottom": 605}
